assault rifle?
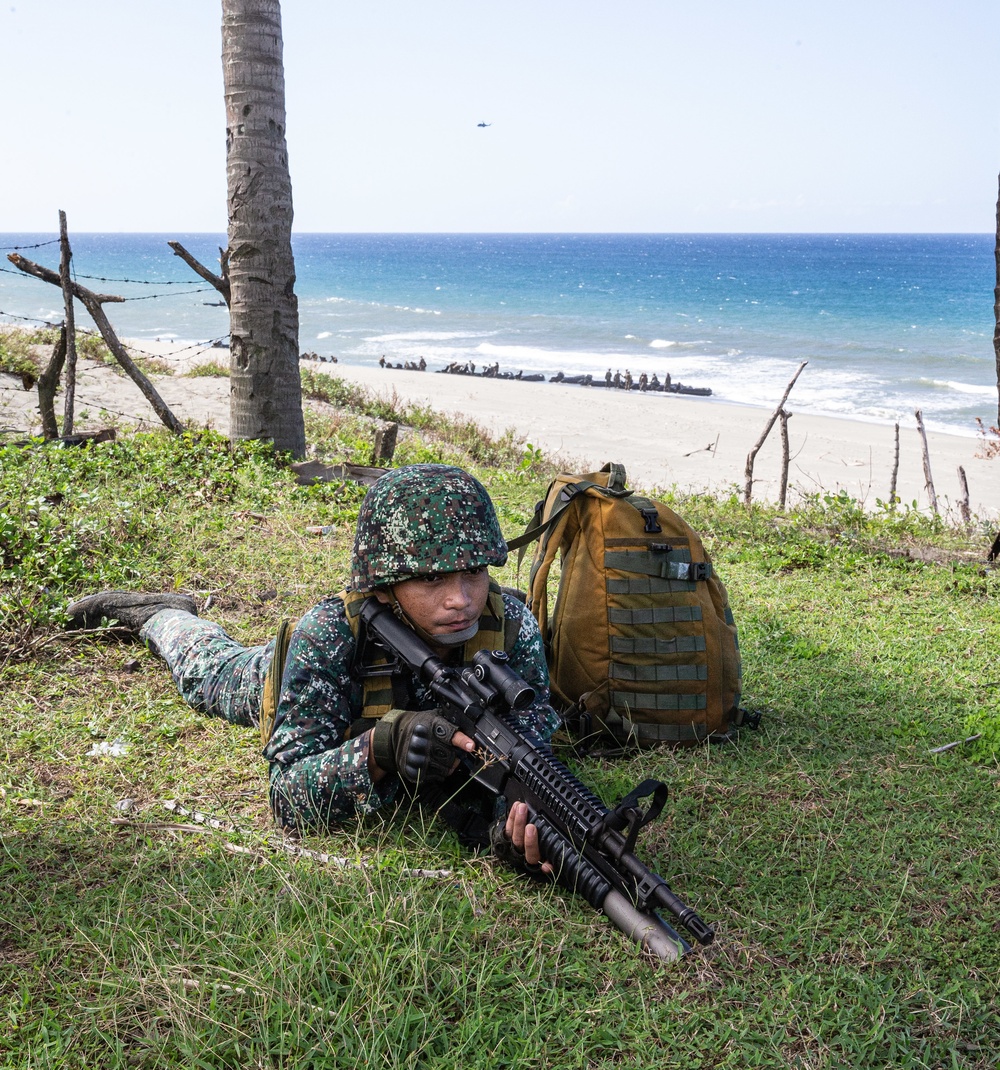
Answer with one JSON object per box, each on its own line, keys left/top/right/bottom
{"left": 359, "top": 598, "right": 715, "bottom": 962}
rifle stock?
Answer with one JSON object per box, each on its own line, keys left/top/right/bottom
{"left": 358, "top": 597, "right": 714, "bottom": 962}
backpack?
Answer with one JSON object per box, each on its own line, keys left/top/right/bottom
{"left": 509, "top": 462, "right": 744, "bottom": 747}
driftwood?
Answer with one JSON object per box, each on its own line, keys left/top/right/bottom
{"left": 957, "top": 466, "right": 971, "bottom": 527}
{"left": 36, "top": 325, "right": 68, "bottom": 440}
{"left": 12, "top": 428, "right": 116, "bottom": 450}
{"left": 58, "top": 211, "right": 78, "bottom": 436}
{"left": 889, "top": 422, "right": 900, "bottom": 506}
{"left": 743, "top": 361, "right": 808, "bottom": 505}
{"left": 289, "top": 460, "right": 387, "bottom": 487}
{"left": 7, "top": 252, "right": 184, "bottom": 434}
{"left": 167, "top": 241, "right": 231, "bottom": 306}
{"left": 914, "top": 409, "right": 938, "bottom": 516}
{"left": 778, "top": 409, "right": 791, "bottom": 510}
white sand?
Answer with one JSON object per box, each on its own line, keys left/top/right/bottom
{"left": 2, "top": 337, "right": 997, "bottom": 521}
{"left": 328, "top": 362, "right": 1000, "bottom": 521}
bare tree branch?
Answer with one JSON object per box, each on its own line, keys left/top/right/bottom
{"left": 743, "top": 361, "right": 808, "bottom": 505}
{"left": 167, "top": 241, "right": 231, "bottom": 305}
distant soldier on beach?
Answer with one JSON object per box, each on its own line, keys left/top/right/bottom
{"left": 650, "top": 373, "right": 660, "bottom": 390}
{"left": 624, "top": 370, "right": 633, "bottom": 392}
{"left": 379, "top": 356, "right": 386, "bottom": 368}
{"left": 605, "top": 369, "right": 612, "bottom": 386}
{"left": 638, "top": 372, "right": 648, "bottom": 392}
{"left": 418, "top": 357, "right": 426, "bottom": 371}
{"left": 613, "top": 371, "right": 622, "bottom": 389}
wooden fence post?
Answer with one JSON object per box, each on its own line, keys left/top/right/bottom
{"left": 993, "top": 172, "right": 1000, "bottom": 426}
{"left": 373, "top": 421, "right": 399, "bottom": 464}
{"left": 778, "top": 409, "right": 791, "bottom": 510}
{"left": 58, "top": 210, "right": 78, "bottom": 436}
{"left": 37, "top": 325, "right": 68, "bottom": 440}
{"left": 957, "top": 466, "right": 971, "bottom": 527}
{"left": 888, "top": 422, "right": 900, "bottom": 506}
{"left": 8, "top": 252, "right": 184, "bottom": 434}
{"left": 914, "top": 409, "right": 938, "bottom": 516}
{"left": 744, "top": 361, "right": 807, "bottom": 505}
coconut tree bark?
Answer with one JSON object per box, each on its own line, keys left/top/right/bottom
{"left": 222, "top": 0, "right": 306, "bottom": 457}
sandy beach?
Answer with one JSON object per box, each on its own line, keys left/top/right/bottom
{"left": 2, "top": 339, "right": 998, "bottom": 521}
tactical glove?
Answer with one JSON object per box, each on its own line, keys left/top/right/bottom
{"left": 370, "top": 709, "right": 458, "bottom": 786}
{"left": 489, "top": 814, "right": 551, "bottom": 882}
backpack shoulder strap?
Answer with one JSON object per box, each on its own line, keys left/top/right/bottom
{"left": 260, "top": 617, "right": 297, "bottom": 747}
{"left": 506, "top": 464, "right": 631, "bottom": 564}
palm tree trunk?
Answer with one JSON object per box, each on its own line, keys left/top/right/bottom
{"left": 222, "top": 0, "right": 306, "bottom": 457}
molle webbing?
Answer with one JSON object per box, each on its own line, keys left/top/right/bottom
{"left": 608, "top": 606, "right": 702, "bottom": 625}
{"left": 610, "top": 635, "right": 705, "bottom": 655}
{"left": 602, "top": 707, "right": 710, "bottom": 744}
{"left": 517, "top": 461, "right": 742, "bottom": 747}
{"left": 342, "top": 583, "right": 517, "bottom": 720}
{"left": 604, "top": 550, "right": 712, "bottom": 583}
{"left": 610, "top": 663, "right": 708, "bottom": 683}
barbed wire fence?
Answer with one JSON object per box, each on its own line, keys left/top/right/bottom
{"left": 2, "top": 219, "right": 233, "bottom": 438}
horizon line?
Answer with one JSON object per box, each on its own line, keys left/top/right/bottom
{"left": 0, "top": 229, "right": 994, "bottom": 238}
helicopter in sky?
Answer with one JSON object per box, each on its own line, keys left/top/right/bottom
{"left": 477, "top": 121, "right": 492, "bottom": 128}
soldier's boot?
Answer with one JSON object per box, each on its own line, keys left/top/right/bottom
{"left": 66, "top": 590, "right": 198, "bottom": 633}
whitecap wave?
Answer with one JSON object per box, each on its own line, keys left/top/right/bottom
{"left": 366, "top": 330, "right": 494, "bottom": 343}
{"left": 919, "top": 378, "right": 996, "bottom": 397}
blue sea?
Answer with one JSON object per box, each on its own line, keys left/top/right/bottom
{"left": 1, "top": 232, "right": 995, "bottom": 436}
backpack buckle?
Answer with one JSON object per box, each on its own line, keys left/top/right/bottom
{"left": 690, "top": 562, "right": 710, "bottom": 581}
{"left": 639, "top": 508, "right": 662, "bottom": 534}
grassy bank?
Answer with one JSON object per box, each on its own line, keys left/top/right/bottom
{"left": 1, "top": 398, "right": 998, "bottom": 1069}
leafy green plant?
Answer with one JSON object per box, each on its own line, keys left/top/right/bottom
{"left": 518, "top": 441, "right": 544, "bottom": 471}
{"left": 0, "top": 329, "right": 43, "bottom": 380}
{"left": 183, "top": 360, "right": 230, "bottom": 377}
{"left": 75, "top": 330, "right": 111, "bottom": 362}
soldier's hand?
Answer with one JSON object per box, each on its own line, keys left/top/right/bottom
{"left": 505, "top": 801, "right": 554, "bottom": 876}
{"left": 369, "top": 709, "right": 472, "bottom": 786}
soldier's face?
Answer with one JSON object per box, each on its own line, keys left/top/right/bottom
{"left": 378, "top": 567, "right": 490, "bottom": 637}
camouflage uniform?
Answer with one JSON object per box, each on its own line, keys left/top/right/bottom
{"left": 142, "top": 464, "right": 559, "bottom": 840}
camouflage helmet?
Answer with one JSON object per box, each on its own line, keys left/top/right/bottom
{"left": 351, "top": 464, "right": 508, "bottom": 590}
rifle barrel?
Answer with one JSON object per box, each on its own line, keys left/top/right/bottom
{"left": 600, "top": 891, "right": 689, "bottom": 961}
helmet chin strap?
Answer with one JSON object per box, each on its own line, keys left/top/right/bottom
{"left": 388, "top": 592, "right": 480, "bottom": 648}
{"left": 433, "top": 620, "right": 480, "bottom": 646}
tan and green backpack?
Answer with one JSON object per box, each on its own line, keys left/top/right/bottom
{"left": 509, "top": 462, "right": 745, "bottom": 747}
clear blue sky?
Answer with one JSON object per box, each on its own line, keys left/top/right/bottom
{"left": 4, "top": 0, "right": 999, "bottom": 233}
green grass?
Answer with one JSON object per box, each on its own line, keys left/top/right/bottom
{"left": 0, "top": 328, "right": 49, "bottom": 383}
{"left": 183, "top": 361, "right": 230, "bottom": 378}
{"left": 1, "top": 392, "right": 998, "bottom": 1069}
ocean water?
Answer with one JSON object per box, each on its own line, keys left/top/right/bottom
{"left": 1, "top": 232, "right": 995, "bottom": 436}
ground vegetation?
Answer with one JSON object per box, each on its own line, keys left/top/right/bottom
{"left": 0, "top": 390, "right": 997, "bottom": 1068}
